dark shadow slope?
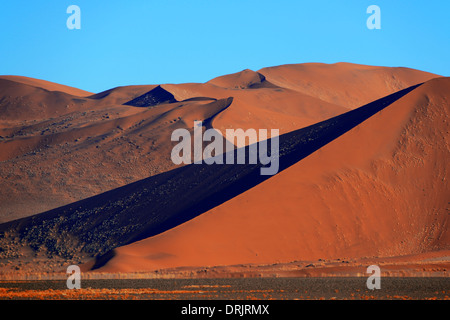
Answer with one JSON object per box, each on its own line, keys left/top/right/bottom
{"left": 124, "top": 85, "right": 177, "bottom": 107}
{"left": 0, "top": 84, "right": 421, "bottom": 262}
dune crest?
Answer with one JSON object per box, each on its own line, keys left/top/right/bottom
{"left": 259, "top": 62, "right": 440, "bottom": 108}
{"left": 0, "top": 75, "right": 92, "bottom": 97}
{"left": 208, "top": 69, "right": 278, "bottom": 89}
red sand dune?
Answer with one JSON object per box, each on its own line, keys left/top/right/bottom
{"left": 164, "top": 79, "right": 349, "bottom": 136}
{"left": 167, "top": 63, "right": 439, "bottom": 140}
{"left": 97, "top": 77, "right": 449, "bottom": 273}
{"left": 207, "top": 68, "right": 278, "bottom": 89}
{"left": 0, "top": 63, "right": 437, "bottom": 221}
{"left": 258, "top": 62, "right": 438, "bottom": 108}
{"left": 0, "top": 75, "right": 93, "bottom": 97}
{"left": 0, "top": 79, "right": 96, "bottom": 122}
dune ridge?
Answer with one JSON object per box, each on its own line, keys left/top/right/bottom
{"left": 0, "top": 75, "right": 93, "bottom": 97}
{"left": 258, "top": 62, "right": 440, "bottom": 108}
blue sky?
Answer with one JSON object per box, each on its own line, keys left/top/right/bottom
{"left": 1, "top": 1, "right": 448, "bottom": 93}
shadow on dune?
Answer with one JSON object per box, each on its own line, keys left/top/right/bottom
{"left": 124, "top": 85, "right": 177, "bottom": 107}
{"left": 0, "top": 84, "right": 421, "bottom": 268}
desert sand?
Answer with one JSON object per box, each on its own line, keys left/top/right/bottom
{"left": 97, "top": 77, "right": 449, "bottom": 273}
{"left": 0, "top": 63, "right": 447, "bottom": 281}
{"left": 0, "top": 75, "right": 93, "bottom": 97}
{"left": 0, "top": 63, "right": 438, "bottom": 221}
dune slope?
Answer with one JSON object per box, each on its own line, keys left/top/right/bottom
{"left": 259, "top": 62, "right": 439, "bottom": 108}
{"left": 98, "top": 77, "right": 449, "bottom": 272}
{"left": 0, "top": 75, "right": 93, "bottom": 97}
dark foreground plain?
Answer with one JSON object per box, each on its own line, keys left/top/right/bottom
{"left": 0, "top": 277, "right": 449, "bottom": 300}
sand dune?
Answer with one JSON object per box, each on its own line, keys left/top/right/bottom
{"left": 259, "top": 62, "right": 439, "bottom": 108}
{"left": 88, "top": 85, "right": 158, "bottom": 106}
{"left": 124, "top": 85, "right": 177, "bottom": 107}
{"left": 0, "top": 62, "right": 442, "bottom": 236}
{"left": 0, "top": 75, "right": 93, "bottom": 97}
{"left": 167, "top": 63, "right": 438, "bottom": 139}
{"left": 0, "top": 88, "right": 232, "bottom": 221}
{"left": 0, "top": 79, "right": 97, "bottom": 122}
{"left": 97, "top": 77, "right": 449, "bottom": 272}
{"left": 207, "top": 69, "right": 278, "bottom": 89}
{"left": 2, "top": 77, "right": 447, "bottom": 276}
{"left": 164, "top": 82, "right": 348, "bottom": 140}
